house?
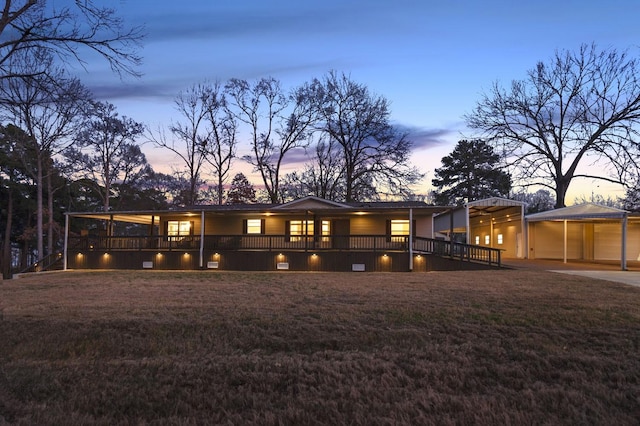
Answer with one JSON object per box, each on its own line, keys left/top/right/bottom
{"left": 63, "top": 196, "right": 504, "bottom": 272}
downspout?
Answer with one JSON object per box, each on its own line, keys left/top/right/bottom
{"left": 621, "top": 213, "right": 628, "bottom": 271}
{"left": 199, "top": 210, "right": 205, "bottom": 269}
{"left": 63, "top": 213, "right": 69, "bottom": 270}
{"left": 409, "top": 208, "right": 413, "bottom": 271}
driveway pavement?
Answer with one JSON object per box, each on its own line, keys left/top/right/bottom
{"left": 503, "top": 259, "right": 640, "bottom": 288}
{"left": 549, "top": 270, "right": 640, "bottom": 288}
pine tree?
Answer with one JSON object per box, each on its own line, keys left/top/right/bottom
{"left": 432, "top": 139, "right": 511, "bottom": 205}
{"left": 226, "top": 173, "right": 257, "bottom": 204}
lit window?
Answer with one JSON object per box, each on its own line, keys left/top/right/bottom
{"left": 497, "top": 234, "right": 503, "bottom": 245}
{"left": 245, "top": 219, "right": 263, "bottom": 234}
{"left": 484, "top": 235, "right": 490, "bottom": 245}
{"left": 475, "top": 236, "right": 480, "bottom": 245}
{"left": 390, "top": 220, "right": 410, "bottom": 242}
{"left": 289, "top": 220, "right": 330, "bottom": 241}
{"left": 167, "top": 221, "right": 191, "bottom": 237}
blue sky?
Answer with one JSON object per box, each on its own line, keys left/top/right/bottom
{"left": 78, "top": 0, "right": 640, "bottom": 202}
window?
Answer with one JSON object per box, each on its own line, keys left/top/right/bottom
{"left": 484, "top": 235, "right": 490, "bottom": 245}
{"left": 167, "top": 221, "right": 191, "bottom": 237}
{"left": 245, "top": 219, "right": 264, "bottom": 234}
{"left": 475, "top": 236, "right": 480, "bottom": 245}
{"left": 390, "top": 219, "right": 410, "bottom": 242}
{"left": 497, "top": 234, "right": 503, "bottom": 245}
{"left": 288, "top": 220, "right": 330, "bottom": 242}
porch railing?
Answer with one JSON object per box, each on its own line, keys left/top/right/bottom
{"left": 67, "top": 234, "right": 409, "bottom": 252}
{"left": 67, "top": 234, "right": 501, "bottom": 267}
{"left": 413, "top": 237, "right": 502, "bottom": 267}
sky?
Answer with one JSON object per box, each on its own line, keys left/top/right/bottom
{"left": 75, "top": 0, "right": 640, "bottom": 203}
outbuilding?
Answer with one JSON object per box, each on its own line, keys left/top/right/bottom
{"left": 525, "top": 203, "right": 638, "bottom": 270}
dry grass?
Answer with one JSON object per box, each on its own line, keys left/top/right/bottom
{"left": 1, "top": 269, "right": 639, "bottom": 425}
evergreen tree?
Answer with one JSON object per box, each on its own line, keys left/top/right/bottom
{"left": 432, "top": 139, "right": 511, "bottom": 205}
{"left": 226, "top": 173, "right": 257, "bottom": 204}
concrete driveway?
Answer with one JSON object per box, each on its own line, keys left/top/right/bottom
{"left": 503, "top": 259, "right": 640, "bottom": 288}
{"left": 549, "top": 270, "right": 640, "bottom": 288}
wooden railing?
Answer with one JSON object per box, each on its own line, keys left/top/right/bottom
{"left": 18, "top": 251, "right": 64, "bottom": 274}
{"left": 413, "top": 237, "right": 502, "bottom": 267}
{"left": 67, "top": 235, "right": 409, "bottom": 252}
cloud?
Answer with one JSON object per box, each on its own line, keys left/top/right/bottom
{"left": 394, "top": 124, "right": 458, "bottom": 150}
{"left": 137, "top": 2, "right": 366, "bottom": 45}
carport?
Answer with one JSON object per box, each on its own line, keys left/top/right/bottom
{"left": 433, "top": 198, "right": 526, "bottom": 259}
{"left": 525, "top": 203, "right": 635, "bottom": 271}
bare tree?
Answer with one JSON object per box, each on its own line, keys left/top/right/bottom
{"left": 200, "top": 82, "right": 237, "bottom": 205}
{"left": 0, "top": 51, "right": 91, "bottom": 258}
{"left": 0, "top": 0, "right": 144, "bottom": 79}
{"left": 149, "top": 84, "right": 214, "bottom": 206}
{"left": 466, "top": 44, "right": 640, "bottom": 208}
{"left": 281, "top": 138, "right": 345, "bottom": 201}
{"left": 225, "top": 77, "right": 318, "bottom": 203}
{"left": 314, "top": 71, "right": 423, "bottom": 202}
{"left": 67, "top": 101, "right": 145, "bottom": 212}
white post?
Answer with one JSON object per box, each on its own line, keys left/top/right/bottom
{"left": 199, "top": 210, "right": 205, "bottom": 269}
{"left": 563, "top": 220, "right": 568, "bottom": 264}
{"left": 63, "top": 213, "right": 69, "bottom": 270}
{"left": 465, "top": 204, "right": 470, "bottom": 244}
{"left": 621, "top": 214, "right": 628, "bottom": 271}
{"left": 409, "top": 208, "right": 413, "bottom": 271}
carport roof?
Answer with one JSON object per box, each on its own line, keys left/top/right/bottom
{"left": 526, "top": 203, "right": 628, "bottom": 222}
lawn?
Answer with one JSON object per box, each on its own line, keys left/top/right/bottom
{"left": 1, "top": 269, "right": 639, "bottom": 425}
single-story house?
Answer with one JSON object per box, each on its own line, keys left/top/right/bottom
{"left": 62, "top": 195, "right": 637, "bottom": 272}
{"left": 63, "top": 196, "right": 504, "bottom": 272}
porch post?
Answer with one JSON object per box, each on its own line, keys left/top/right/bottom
{"left": 621, "top": 214, "right": 628, "bottom": 271}
{"left": 563, "top": 220, "right": 568, "bottom": 264}
{"left": 409, "top": 208, "right": 413, "bottom": 271}
{"left": 199, "top": 210, "right": 205, "bottom": 269}
{"left": 465, "top": 204, "right": 470, "bottom": 244}
{"left": 524, "top": 217, "right": 529, "bottom": 259}
{"left": 63, "top": 213, "right": 69, "bottom": 271}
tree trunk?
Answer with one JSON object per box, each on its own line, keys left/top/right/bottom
{"left": 47, "top": 169, "right": 54, "bottom": 256}
{"left": 36, "top": 155, "right": 43, "bottom": 259}
{"left": 2, "top": 189, "right": 13, "bottom": 279}
{"left": 555, "top": 178, "right": 569, "bottom": 208}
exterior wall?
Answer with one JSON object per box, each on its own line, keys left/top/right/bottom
{"left": 468, "top": 206, "right": 523, "bottom": 258}
{"left": 492, "top": 222, "right": 521, "bottom": 258}
{"left": 529, "top": 221, "right": 583, "bottom": 259}
{"left": 594, "top": 222, "right": 640, "bottom": 261}
{"left": 67, "top": 250, "right": 411, "bottom": 272}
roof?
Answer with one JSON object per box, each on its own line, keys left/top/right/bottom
{"left": 66, "top": 196, "right": 449, "bottom": 223}
{"left": 526, "top": 203, "right": 629, "bottom": 222}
